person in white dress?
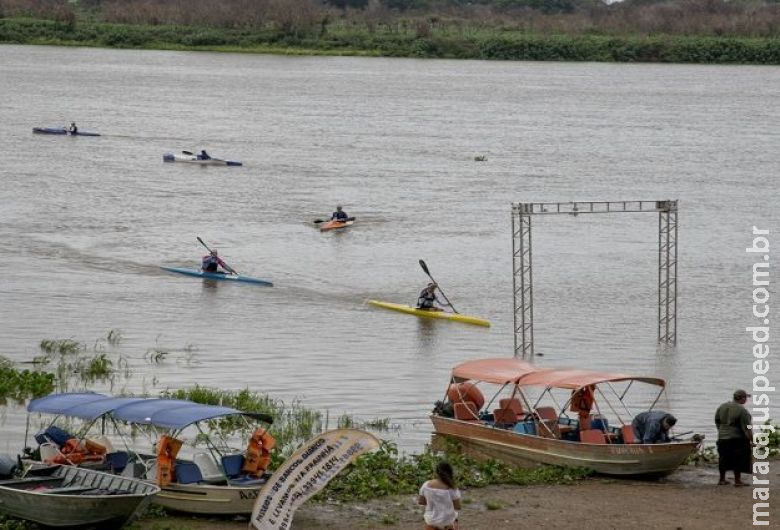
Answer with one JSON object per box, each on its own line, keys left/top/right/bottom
{"left": 417, "top": 461, "right": 461, "bottom": 530}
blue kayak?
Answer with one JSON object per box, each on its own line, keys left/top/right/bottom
{"left": 33, "top": 127, "right": 101, "bottom": 137}
{"left": 162, "top": 267, "right": 273, "bottom": 286}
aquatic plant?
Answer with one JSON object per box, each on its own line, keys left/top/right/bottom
{"left": 0, "top": 356, "right": 55, "bottom": 404}
{"left": 320, "top": 439, "right": 591, "bottom": 501}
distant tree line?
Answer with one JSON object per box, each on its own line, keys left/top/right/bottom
{"left": 1, "top": 0, "right": 779, "bottom": 37}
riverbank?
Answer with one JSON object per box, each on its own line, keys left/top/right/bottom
{"left": 1, "top": 18, "right": 779, "bottom": 64}
{"left": 128, "top": 465, "right": 772, "bottom": 529}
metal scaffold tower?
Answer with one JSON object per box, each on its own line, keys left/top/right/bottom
{"left": 511, "top": 200, "right": 679, "bottom": 359}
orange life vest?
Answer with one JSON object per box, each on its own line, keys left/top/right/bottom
{"left": 242, "top": 428, "right": 276, "bottom": 477}
{"left": 51, "top": 438, "right": 106, "bottom": 465}
{"left": 156, "top": 435, "right": 183, "bottom": 486}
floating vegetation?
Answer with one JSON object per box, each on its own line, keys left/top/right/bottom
{"left": 0, "top": 356, "right": 55, "bottom": 404}
{"left": 35, "top": 335, "right": 130, "bottom": 392}
{"left": 320, "top": 439, "right": 591, "bottom": 502}
{"left": 336, "top": 414, "right": 392, "bottom": 432}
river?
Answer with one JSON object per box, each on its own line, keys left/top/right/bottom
{"left": 0, "top": 44, "right": 777, "bottom": 452}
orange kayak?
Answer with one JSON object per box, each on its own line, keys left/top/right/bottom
{"left": 320, "top": 219, "right": 354, "bottom": 232}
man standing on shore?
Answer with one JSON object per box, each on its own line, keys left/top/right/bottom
{"left": 714, "top": 389, "right": 752, "bottom": 486}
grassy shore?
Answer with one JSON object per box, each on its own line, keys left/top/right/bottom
{"left": 1, "top": 17, "right": 779, "bottom": 63}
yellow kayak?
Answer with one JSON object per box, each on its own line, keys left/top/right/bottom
{"left": 367, "top": 300, "right": 491, "bottom": 327}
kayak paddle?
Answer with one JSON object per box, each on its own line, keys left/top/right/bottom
{"left": 196, "top": 236, "right": 238, "bottom": 275}
{"left": 418, "top": 259, "right": 458, "bottom": 314}
{"left": 182, "top": 150, "right": 194, "bottom": 155}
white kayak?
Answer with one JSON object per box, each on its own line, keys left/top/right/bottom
{"left": 163, "top": 153, "right": 242, "bottom": 166}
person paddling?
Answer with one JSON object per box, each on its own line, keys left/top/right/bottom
{"left": 331, "top": 205, "right": 349, "bottom": 222}
{"left": 201, "top": 249, "right": 230, "bottom": 274}
{"left": 198, "top": 150, "right": 211, "bottom": 161}
{"left": 417, "top": 282, "right": 449, "bottom": 312}
{"left": 68, "top": 122, "right": 78, "bottom": 134}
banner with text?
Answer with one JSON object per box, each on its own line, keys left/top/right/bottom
{"left": 250, "top": 428, "right": 380, "bottom": 530}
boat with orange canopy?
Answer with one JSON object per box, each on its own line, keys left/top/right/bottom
{"left": 430, "top": 358, "right": 701, "bottom": 477}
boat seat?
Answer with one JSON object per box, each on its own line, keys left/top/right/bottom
{"left": 492, "top": 407, "right": 518, "bottom": 427}
{"left": 221, "top": 454, "right": 245, "bottom": 478}
{"left": 453, "top": 401, "right": 480, "bottom": 422}
{"left": 621, "top": 425, "right": 637, "bottom": 444}
{"left": 499, "top": 398, "right": 524, "bottom": 420}
{"left": 534, "top": 407, "right": 558, "bottom": 422}
{"left": 174, "top": 462, "right": 203, "bottom": 485}
{"left": 580, "top": 429, "right": 607, "bottom": 444}
{"left": 106, "top": 451, "right": 129, "bottom": 474}
{"left": 35, "top": 426, "right": 73, "bottom": 447}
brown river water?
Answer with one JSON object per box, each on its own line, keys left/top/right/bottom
{"left": 0, "top": 45, "right": 777, "bottom": 453}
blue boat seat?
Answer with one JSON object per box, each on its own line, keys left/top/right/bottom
{"left": 513, "top": 421, "right": 537, "bottom": 435}
{"left": 221, "top": 454, "right": 244, "bottom": 478}
{"left": 175, "top": 462, "right": 203, "bottom": 484}
{"left": 105, "top": 451, "right": 129, "bottom": 474}
{"left": 590, "top": 416, "right": 609, "bottom": 432}
{"left": 35, "top": 426, "right": 73, "bottom": 447}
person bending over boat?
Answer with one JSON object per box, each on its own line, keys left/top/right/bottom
{"left": 201, "top": 249, "right": 228, "bottom": 274}
{"left": 331, "top": 205, "right": 349, "bottom": 221}
{"left": 631, "top": 411, "right": 677, "bottom": 443}
{"left": 418, "top": 282, "right": 448, "bottom": 312}
{"left": 68, "top": 122, "right": 77, "bottom": 134}
{"left": 198, "top": 150, "right": 211, "bottom": 160}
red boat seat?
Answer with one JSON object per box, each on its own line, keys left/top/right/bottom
{"left": 453, "top": 401, "right": 480, "bottom": 422}
{"left": 621, "top": 424, "right": 636, "bottom": 444}
{"left": 535, "top": 406, "right": 558, "bottom": 422}
{"left": 447, "top": 383, "right": 485, "bottom": 410}
{"left": 499, "top": 398, "right": 524, "bottom": 419}
{"left": 492, "top": 407, "right": 518, "bottom": 426}
{"left": 580, "top": 429, "right": 607, "bottom": 444}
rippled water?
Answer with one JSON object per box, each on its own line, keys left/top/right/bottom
{"left": 0, "top": 45, "right": 777, "bottom": 452}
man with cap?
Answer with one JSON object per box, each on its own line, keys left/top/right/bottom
{"left": 714, "top": 389, "right": 752, "bottom": 486}
{"left": 631, "top": 410, "right": 677, "bottom": 444}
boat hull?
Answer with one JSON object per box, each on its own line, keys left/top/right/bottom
{"left": 0, "top": 465, "right": 158, "bottom": 528}
{"left": 33, "top": 127, "right": 100, "bottom": 137}
{"left": 368, "top": 300, "right": 491, "bottom": 327}
{"left": 320, "top": 220, "right": 354, "bottom": 232}
{"left": 431, "top": 415, "right": 698, "bottom": 477}
{"left": 162, "top": 153, "right": 242, "bottom": 166}
{"left": 153, "top": 482, "right": 262, "bottom": 515}
{"left": 162, "top": 267, "right": 273, "bottom": 286}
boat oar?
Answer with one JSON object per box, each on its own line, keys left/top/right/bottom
{"left": 196, "top": 236, "right": 238, "bottom": 275}
{"left": 182, "top": 150, "right": 194, "bottom": 155}
{"left": 418, "top": 259, "right": 458, "bottom": 314}
{"left": 314, "top": 217, "right": 356, "bottom": 224}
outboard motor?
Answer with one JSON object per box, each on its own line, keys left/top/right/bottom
{"left": 0, "top": 453, "right": 18, "bottom": 479}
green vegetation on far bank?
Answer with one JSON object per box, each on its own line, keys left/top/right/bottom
{"left": 1, "top": 17, "right": 778, "bottom": 64}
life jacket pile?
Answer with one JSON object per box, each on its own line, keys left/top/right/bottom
{"left": 156, "top": 435, "right": 184, "bottom": 486}
{"left": 242, "top": 428, "right": 276, "bottom": 477}
{"left": 49, "top": 438, "right": 107, "bottom": 465}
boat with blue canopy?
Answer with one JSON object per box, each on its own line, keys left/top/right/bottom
{"left": 26, "top": 393, "right": 276, "bottom": 515}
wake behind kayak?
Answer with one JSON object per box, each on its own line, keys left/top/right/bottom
{"left": 162, "top": 267, "right": 273, "bottom": 286}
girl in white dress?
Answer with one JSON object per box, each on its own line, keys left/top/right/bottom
{"left": 417, "top": 461, "right": 461, "bottom": 530}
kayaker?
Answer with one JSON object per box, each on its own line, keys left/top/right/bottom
{"left": 199, "top": 150, "right": 211, "bottom": 161}
{"left": 631, "top": 410, "right": 677, "bottom": 444}
{"left": 201, "top": 249, "right": 228, "bottom": 274}
{"left": 417, "top": 282, "right": 446, "bottom": 312}
{"left": 68, "top": 122, "right": 78, "bottom": 134}
{"left": 331, "top": 205, "right": 349, "bottom": 221}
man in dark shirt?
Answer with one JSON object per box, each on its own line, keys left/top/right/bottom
{"left": 714, "top": 389, "right": 752, "bottom": 486}
{"left": 631, "top": 410, "right": 677, "bottom": 443}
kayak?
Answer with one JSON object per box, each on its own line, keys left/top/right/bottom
{"left": 33, "top": 127, "right": 100, "bottom": 136}
{"left": 163, "top": 153, "right": 242, "bottom": 166}
{"left": 320, "top": 220, "right": 354, "bottom": 232}
{"left": 367, "top": 300, "right": 490, "bottom": 327}
{"left": 161, "top": 267, "right": 272, "bottom": 286}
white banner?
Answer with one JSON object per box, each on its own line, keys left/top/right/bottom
{"left": 250, "top": 428, "right": 380, "bottom": 530}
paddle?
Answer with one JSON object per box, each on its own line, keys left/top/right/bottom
{"left": 314, "top": 216, "right": 356, "bottom": 224}
{"left": 196, "top": 237, "right": 238, "bottom": 275}
{"left": 418, "top": 259, "right": 458, "bottom": 314}
{"left": 182, "top": 150, "right": 194, "bottom": 155}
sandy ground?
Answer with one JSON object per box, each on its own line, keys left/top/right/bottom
{"left": 141, "top": 465, "right": 778, "bottom": 529}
